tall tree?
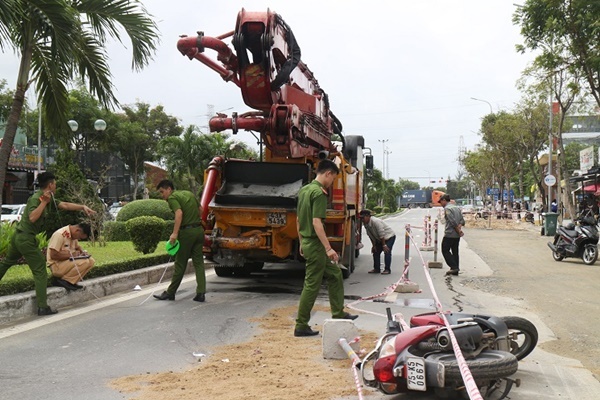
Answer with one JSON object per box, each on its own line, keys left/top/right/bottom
{"left": 158, "top": 127, "right": 257, "bottom": 195}
{"left": 0, "top": 0, "right": 159, "bottom": 204}
{"left": 110, "top": 102, "right": 182, "bottom": 199}
{"left": 515, "top": 0, "right": 600, "bottom": 108}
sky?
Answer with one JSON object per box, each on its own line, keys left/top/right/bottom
{"left": 0, "top": 0, "right": 536, "bottom": 187}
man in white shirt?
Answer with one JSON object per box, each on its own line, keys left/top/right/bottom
{"left": 47, "top": 223, "right": 95, "bottom": 291}
{"left": 359, "top": 209, "right": 396, "bottom": 275}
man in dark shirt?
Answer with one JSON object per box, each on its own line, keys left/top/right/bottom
{"left": 154, "top": 180, "right": 206, "bottom": 302}
{"left": 439, "top": 194, "right": 465, "bottom": 276}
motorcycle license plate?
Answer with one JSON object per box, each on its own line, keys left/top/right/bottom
{"left": 267, "top": 212, "right": 286, "bottom": 226}
{"left": 406, "top": 357, "right": 426, "bottom": 391}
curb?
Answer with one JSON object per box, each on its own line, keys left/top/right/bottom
{"left": 0, "top": 260, "right": 215, "bottom": 325}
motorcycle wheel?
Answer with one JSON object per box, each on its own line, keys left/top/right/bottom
{"left": 430, "top": 350, "right": 518, "bottom": 382}
{"left": 500, "top": 316, "right": 539, "bottom": 360}
{"left": 582, "top": 244, "right": 598, "bottom": 265}
{"left": 552, "top": 251, "right": 564, "bottom": 261}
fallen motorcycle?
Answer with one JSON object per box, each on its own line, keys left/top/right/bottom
{"left": 547, "top": 210, "right": 599, "bottom": 265}
{"left": 410, "top": 311, "right": 538, "bottom": 361}
{"left": 361, "top": 309, "right": 533, "bottom": 399}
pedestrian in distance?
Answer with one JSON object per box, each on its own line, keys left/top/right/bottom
{"left": 154, "top": 180, "right": 206, "bottom": 302}
{"left": 359, "top": 209, "right": 396, "bottom": 275}
{"left": 47, "top": 223, "right": 95, "bottom": 291}
{"left": 439, "top": 194, "right": 465, "bottom": 276}
{"left": 0, "top": 172, "right": 96, "bottom": 316}
{"left": 551, "top": 199, "right": 558, "bottom": 213}
{"left": 294, "top": 159, "right": 358, "bottom": 337}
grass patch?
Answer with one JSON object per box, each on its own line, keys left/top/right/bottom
{"left": 0, "top": 241, "right": 170, "bottom": 296}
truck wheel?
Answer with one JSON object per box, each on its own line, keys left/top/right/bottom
{"left": 342, "top": 221, "right": 356, "bottom": 279}
{"left": 234, "top": 262, "right": 265, "bottom": 277}
{"left": 214, "top": 266, "right": 234, "bottom": 277}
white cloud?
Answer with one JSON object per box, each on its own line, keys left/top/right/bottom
{"left": 0, "top": 0, "right": 535, "bottom": 185}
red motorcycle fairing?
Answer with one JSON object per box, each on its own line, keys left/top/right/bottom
{"left": 394, "top": 325, "right": 440, "bottom": 354}
{"left": 409, "top": 311, "right": 446, "bottom": 327}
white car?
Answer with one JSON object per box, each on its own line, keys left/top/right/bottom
{"left": 1, "top": 204, "right": 26, "bottom": 225}
{"left": 108, "top": 204, "right": 123, "bottom": 220}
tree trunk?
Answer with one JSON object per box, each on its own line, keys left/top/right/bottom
{"left": 0, "top": 46, "right": 33, "bottom": 205}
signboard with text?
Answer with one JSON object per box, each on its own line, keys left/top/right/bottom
{"left": 580, "top": 146, "right": 594, "bottom": 172}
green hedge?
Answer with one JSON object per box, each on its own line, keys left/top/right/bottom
{"left": 0, "top": 253, "right": 172, "bottom": 297}
{"left": 117, "top": 199, "right": 174, "bottom": 222}
{"left": 162, "top": 220, "right": 174, "bottom": 241}
{"left": 126, "top": 216, "right": 164, "bottom": 254}
{"left": 103, "top": 221, "right": 130, "bottom": 241}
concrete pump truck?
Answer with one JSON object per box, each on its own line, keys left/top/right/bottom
{"left": 177, "top": 9, "right": 371, "bottom": 278}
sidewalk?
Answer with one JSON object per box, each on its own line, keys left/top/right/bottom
{"left": 0, "top": 260, "right": 215, "bottom": 325}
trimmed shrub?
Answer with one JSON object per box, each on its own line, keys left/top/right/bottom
{"left": 103, "top": 221, "right": 130, "bottom": 242}
{"left": 126, "top": 216, "right": 164, "bottom": 254}
{"left": 161, "top": 220, "right": 175, "bottom": 241}
{"left": 117, "top": 199, "right": 174, "bottom": 222}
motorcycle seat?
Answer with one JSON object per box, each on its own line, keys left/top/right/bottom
{"left": 558, "top": 227, "right": 578, "bottom": 237}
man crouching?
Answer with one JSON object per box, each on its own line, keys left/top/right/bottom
{"left": 47, "top": 223, "right": 95, "bottom": 291}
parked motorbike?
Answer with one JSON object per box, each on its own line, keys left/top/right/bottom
{"left": 547, "top": 210, "right": 599, "bottom": 265}
{"left": 524, "top": 211, "right": 535, "bottom": 224}
{"left": 361, "top": 308, "right": 533, "bottom": 399}
{"left": 475, "top": 209, "right": 491, "bottom": 220}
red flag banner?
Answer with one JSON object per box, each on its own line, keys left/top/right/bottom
{"left": 552, "top": 102, "right": 560, "bottom": 115}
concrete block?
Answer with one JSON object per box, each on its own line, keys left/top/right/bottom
{"left": 322, "top": 319, "right": 359, "bottom": 360}
{"left": 428, "top": 261, "right": 443, "bottom": 268}
{"left": 419, "top": 246, "right": 434, "bottom": 251}
{"left": 383, "top": 291, "right": 398, "bottom": 303}
{"left": 394, "top": 281, "right": 420, "bottom": 293}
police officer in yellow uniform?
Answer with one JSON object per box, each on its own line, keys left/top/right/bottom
{"left": 154, "top": 180, "right": 206, "bottom": 302}
{"left": 294, "top": 159, "right": 358, "bottom": 337}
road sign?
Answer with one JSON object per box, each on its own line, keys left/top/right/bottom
{"left": 544, "top": 175, "right": 557, "bottom": 187}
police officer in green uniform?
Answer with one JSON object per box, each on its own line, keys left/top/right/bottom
{"left": 154, "top": 180, "right": 206, "bottom": 302}
{"left": 294, "top": 159, "right": 358, "bottom": 337}
{"left": 0, "top": 172, "right": 95, "bottom": 316}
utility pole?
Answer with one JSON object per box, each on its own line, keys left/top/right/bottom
{"left": 385, "top": 147, "right": 392, "bottom": 179}
{"left": 378, "top": 139, "right": 389, "bottom": 178}
{"left": 547, "top": 77, "right": 554, "bottom": 212}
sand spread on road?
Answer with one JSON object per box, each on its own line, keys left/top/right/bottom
{"left": 110, "top": 305, "right": 379, "bottom": 400}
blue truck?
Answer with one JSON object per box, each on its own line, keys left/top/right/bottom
{"left": 399, "top": 190, "right": 445, "bottom": 208}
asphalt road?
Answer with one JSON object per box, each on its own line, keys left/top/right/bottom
{"left": 0, "top": 208, "right": 598, "bottom": 399}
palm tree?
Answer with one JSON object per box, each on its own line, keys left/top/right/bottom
{"left": 158, "top": 126, "right": 207, "bottom": 195}
{"left": 0, "top": 0, "right": 159, "bottom": 203}
{"left": 158, "top": 127, "right": 258, "bottom": 195}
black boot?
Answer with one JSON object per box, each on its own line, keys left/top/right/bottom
{"left": 37, "top": 306, "right": 58, "bottom": 316}
{"left": 294, "top": 326, "right": 319, "bottom": 337}
{"left": 153, "top": 291, "right": 175, "bottom": 300}
{"left": 193, "top": 293, "right": 205, "bottom": 302}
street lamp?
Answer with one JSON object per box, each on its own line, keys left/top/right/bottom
{"left": 67, "top": 119, "right": 106, "bottom": 176}
{"left": 89, "top": 119, "right": 107, "bottom": 174}
{"left": 470, "top": 97, "right": 493, "bottom": 114}
{"left": 384, "top": 147, "right": 392, "bottom": 179}
{"left": 68, "top": 119, "right": 80, "bottom": 155}
{"left": 378, "top": 139, "right": 389, "bottom": 178}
